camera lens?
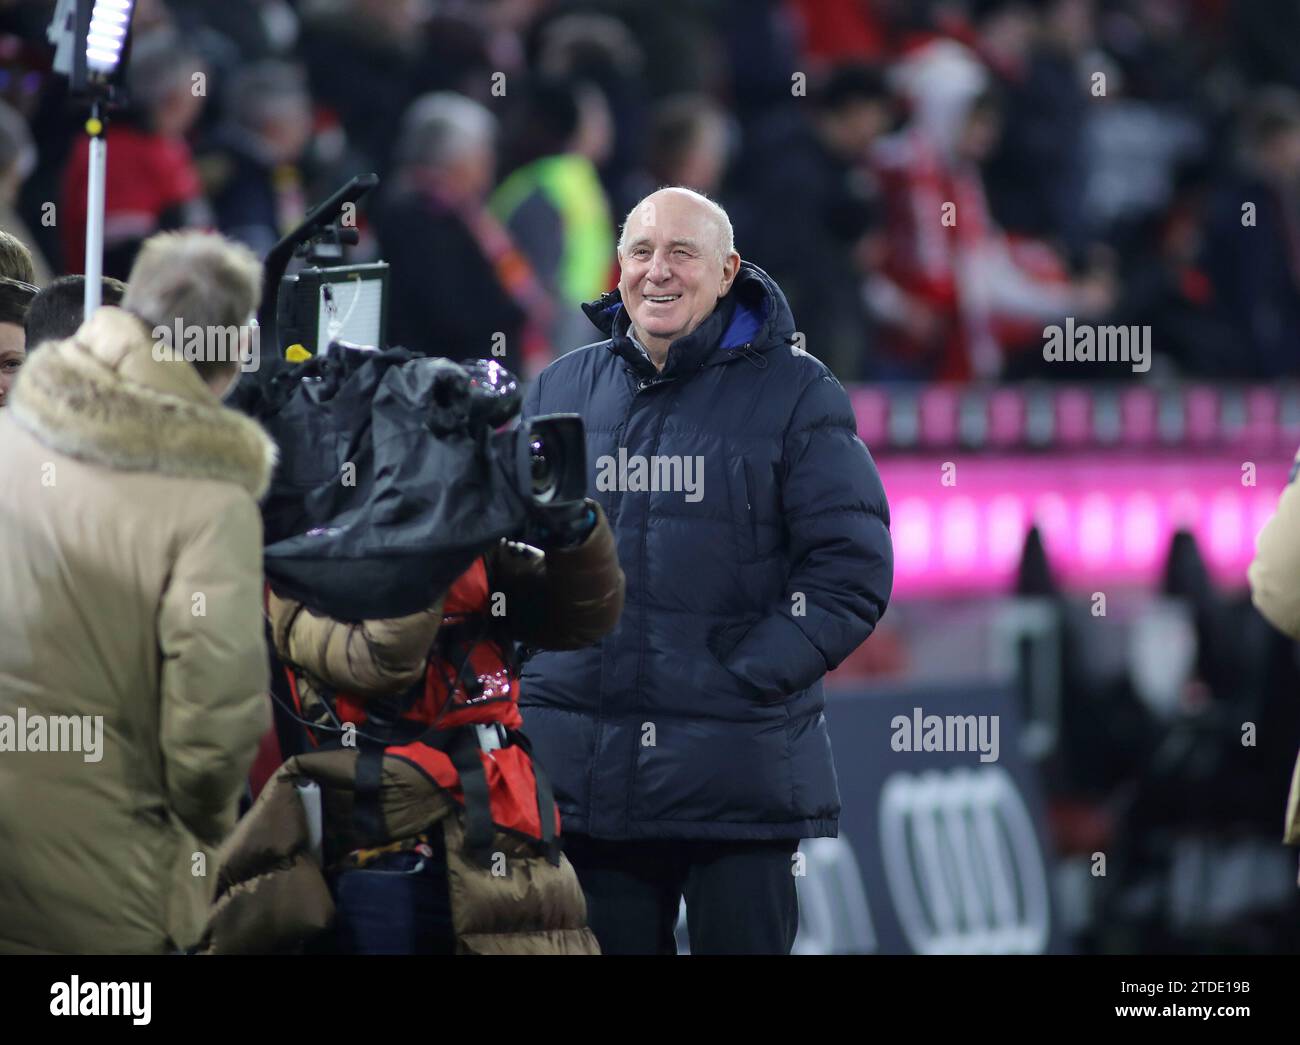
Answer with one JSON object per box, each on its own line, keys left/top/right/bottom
{"left": 467, "top": 359, "right": 517, "bottom": 399}
{"left": 462, "top": 359, "right": 522, "bottom": 429}
{"left": 529, "top": 436, "right": 557, "bottom": 503}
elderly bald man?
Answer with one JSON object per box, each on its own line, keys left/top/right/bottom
{"left": 518, "top": 187, "right": 893, "bottom": 955}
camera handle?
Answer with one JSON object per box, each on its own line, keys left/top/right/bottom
{"left": 528, "top": 499, "right": 597, "bottom": 548}
{"left": 257, "top": 173, "right": 379, "bottom": 356}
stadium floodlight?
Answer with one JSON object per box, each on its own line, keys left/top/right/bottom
{"left": 85, "top": 0, "right": 134, "bottom": 77}
{"left": 48, "top": 0, "right": 135, "bottom": 92}
{"left": 46, "top": 0, "right": 137, "bottom": 320}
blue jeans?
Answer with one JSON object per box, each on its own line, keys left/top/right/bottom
{"left": 328, "top": 839, "right": 455, "bottom": 955}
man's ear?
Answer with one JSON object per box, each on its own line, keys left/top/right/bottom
{"left": 719, "top": 251, "right": 741, "bottom": 296}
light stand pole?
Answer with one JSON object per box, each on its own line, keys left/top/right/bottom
{"left": 83, "top": 99, "right": 107, "bottom": 319}
{"left": 46, "top": 0, "right": 136, "bottom": 320}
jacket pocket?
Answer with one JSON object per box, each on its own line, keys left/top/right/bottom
{"left": 726, "top": 457, "right": 759, "bottom": 563}
{"left": 707, "top": 620, "right": 747, "bottom": 665}
{"left": 707, "top": 620, "right": 769, "bottom": 704}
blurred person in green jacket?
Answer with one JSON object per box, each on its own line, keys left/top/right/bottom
{"left": 491, "top": 75, "right": 616, "bottom": 362}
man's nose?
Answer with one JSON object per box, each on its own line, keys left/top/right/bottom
{"left": 646, "top": 250, "right": 672, "bottom": 283}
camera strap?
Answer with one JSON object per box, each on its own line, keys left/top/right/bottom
{"left": 352, "top": 741, "right": 387, "bottom": 844}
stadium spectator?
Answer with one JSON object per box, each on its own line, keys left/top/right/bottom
{"left": 491, "top": 76, "right": 616, "bottom": 355}
{"left": 978, "top": 0, "right": 1096, "bottom": 262}
{"left": 531, "top": 12, "right": 651, "bottom": 223}
{"left": 0, "top": 232, "right": 274, "bottom": 954}
{"left": 198, "top": 61, "right": 313, "bottom": 257}
{"left": 0, "top": 0, "right": 1276, "bottom": 382}
{"left": 786, "top": 0, "right": 892, "bottom": 66}
{"left": 869, "top": 39, "right": 1112, "bottom": 379}
{"left": 642, "top": 93, "right": 731, "bottom": 196}
{"left": 1202, "top": 87, "right": 1300, "bottom": 379}
{"left": 737, "top": 63, "right": 893, "bottom": 382}
{"left": 0, "top": 99, "right": 51, "bottom": 285}
{"left": 0, "top": 229, "right": 34, "bottom": 284}
{"left": 169, "top": 0, "right": 300, "bottom": 65}
{"left": 24, "top": 275, "right": 127, "bottom": 350}
{"left": 60, "top": 31, "right": 212, "bottom": 278}
{"left": 0, "top": 275, "right": 35, "bottom": 408}
{"left": 374, "top": 92, "right": 551, "bottom": 375}
{"left": 298, "top": 0, "right": 431, "bottom": 176}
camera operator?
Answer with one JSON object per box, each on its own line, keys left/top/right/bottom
{"left": 204, "top": 488, "right": 624, "bottom": 954}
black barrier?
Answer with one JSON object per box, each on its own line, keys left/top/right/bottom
{"left": 790, "top": 680, "right": 1066, "bottom": 954}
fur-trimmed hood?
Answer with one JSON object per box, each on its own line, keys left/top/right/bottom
{"left": 9, "top": 306, "right": 276, "bottom": 499}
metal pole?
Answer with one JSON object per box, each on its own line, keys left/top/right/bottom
{"left": 83, "top": 98, "right": 106, "bottom": 321}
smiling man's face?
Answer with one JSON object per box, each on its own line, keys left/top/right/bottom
{"left": 618, "top": 189, "right": 740, "bottom": 366}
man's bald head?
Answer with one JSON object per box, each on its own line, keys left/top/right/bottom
{"left": 618, "top": 187, "right": 735, "bottom": 263}
{"left": 615, "top": 186, "right": 742, "bottom": 369}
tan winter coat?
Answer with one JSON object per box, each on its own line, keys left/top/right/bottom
{"left": 0, "top": 307, "right": 276, "bottom": 953}
{"left": 1247, "top": 447, "right": 1300, "bottom": 854}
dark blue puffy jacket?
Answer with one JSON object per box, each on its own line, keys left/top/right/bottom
{"left": 519, "top": 261, "right": 893, "bottom": 840}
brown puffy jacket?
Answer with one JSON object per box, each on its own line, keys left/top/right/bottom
{"left": 203, "top": 747, "right": 601, "bottom": 954}
{"left": 204, "top": 507, "right": 624, "bottom": 953}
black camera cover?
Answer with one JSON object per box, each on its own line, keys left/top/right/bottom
{"left": 258, "top": 349, "right": 536, "bottom": 621}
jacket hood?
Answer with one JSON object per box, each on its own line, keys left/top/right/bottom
{"left": 9, "top": 306, "right": 277, "bottom": 499}
{"left": 580, "top": 260, "right": 797, "bottom": 376}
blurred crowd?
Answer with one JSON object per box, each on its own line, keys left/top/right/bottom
{"left": 2, "top": 0, "right": 1300, "bottom": 382}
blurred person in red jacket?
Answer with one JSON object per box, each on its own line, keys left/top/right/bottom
{"left": 868, "top": 39, "right": 1112, "bottom": 380}
{"left": 61, "top": 31, "right": 213, "bottom": 278}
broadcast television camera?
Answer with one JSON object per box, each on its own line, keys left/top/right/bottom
{"left": 243, "top": 175, "right": 588, "bottom": 620}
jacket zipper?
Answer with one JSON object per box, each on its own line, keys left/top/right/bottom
{"left": 625, "top": 380, "right": 674, "bottom": 832}
{"left": 593, "top": 367, "right": 671, "bottom": 832}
